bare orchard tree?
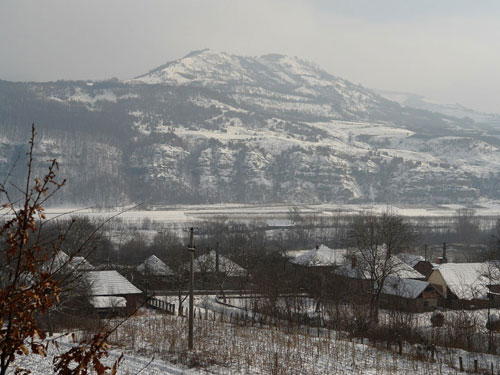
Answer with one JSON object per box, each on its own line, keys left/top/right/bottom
{"left": 0, "top": 126, "right": 123, "bottom": 375}
{"left": 166, "top": 246, "right": 190, "bottom": 316}
{"left": 347, "top": 211, "right": 416, "bottom": 326}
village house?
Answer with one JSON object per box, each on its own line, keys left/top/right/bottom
{"left": 290, "top": 244, "right": 435, "bottom": 310}
{"left": 379, "top": 276, "right": 441, "bottom": 311}
{"left": 137, "top": 255, "right": 174, "bottom": 276}
{"left": 413, "top": 260, "right": 435, "bottom": 279}
{"left": 133, "top": 254, "right": 175, "bottom": 293}
{"left": 428, "top": 262, "right": 500, "bottom": 309}
{"left": 86, "top": 270, "right": 143, "bottom": 315}
{"left": 292, "top": 244, "right": 424, "bottom": 280}
{"left": 188, "top": 250, "right": 247, "bottom": 289}
{"left": 397, "top": 253, "right": 433, "bottom": 279}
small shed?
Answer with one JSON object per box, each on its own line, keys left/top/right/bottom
{"left": 86, "top": 270, "right": 143, "bottom": 314}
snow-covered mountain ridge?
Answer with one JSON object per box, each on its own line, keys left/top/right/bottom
{"left": 0, "top": 50, "right": 499, "bottom": 205}
{"left": 132, "top": 49, "right": 388, "bottom": 121}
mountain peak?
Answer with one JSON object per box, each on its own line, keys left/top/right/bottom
{"left": 133, "top": 49, "right": 251, "bottom": 86}
{"left": 133, "top": 50, "right": 342, "bottom": 91}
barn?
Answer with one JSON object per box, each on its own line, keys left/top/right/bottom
{"left": 86, "top": 270, "right": 143, "bottom": 315}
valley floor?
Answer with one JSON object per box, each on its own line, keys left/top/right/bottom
{"left": 43, "top": 201, "right": 500, "bottom": 225}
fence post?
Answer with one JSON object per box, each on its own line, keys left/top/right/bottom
{"left": 459, "top": 357, "right": 463, "bottom": 372}
{"left": 474, "top": 359, "right": 478, "bottom": 373}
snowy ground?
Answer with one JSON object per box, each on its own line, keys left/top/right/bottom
{"left": 13, "top": 299, "right": 500, "bottom": 374}
{"left": 42, "top": 201, "right": 500, "bottom": 227}
{"left": 12, "top": 311, "right": 500, "bottom": 375}
{"left": 11, "top": 342, "right": 196, "bottom": 375}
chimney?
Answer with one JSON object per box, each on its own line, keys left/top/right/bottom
{"left": 315, "top": 244, "right": 320, "bottom": 250}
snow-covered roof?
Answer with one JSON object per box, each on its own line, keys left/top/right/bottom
{"left": 292, "top": 244, "right": 423, "bottom": 280}
{"left": 70, "top": 256, "right": 94, "bottom": 271}
{"left": 137, "top": 255, "right": 173, "bottom": 276}
{"left": 86, "top": 270, "right": 142, "bottom": 296}
{"left": 381, "top": 277, "right": 429, "bottom": 299}
{"left": 42, "top": 251, "right": 94, "bottom": 273}
{"left": 192, "top": 251, "right": 246, "bottom": 277}
{"left": 291, "top": 245, "right": 348, "bottom": 267}
{"left": 397, "top": 253, "right": 425, "bottom": 268}
{"left": 89, "top": 296, "right": 127, "bottom": 309}
{"left": 436, "top": 262, "right": 500, "bottom": 300}
{"left": 394, "top": 262, "right": 424, "bottom": 279}
{"left": 45, "top": 250, "right": 70, "bottom": 271}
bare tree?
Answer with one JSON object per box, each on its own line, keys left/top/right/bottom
{"left": 165, "top": 247, "right": 190, "bottom": 316}
{"left": 347, "top": 211, "right": 415, "bottom": 326}
{"left": 0, "top": 126, "right": 123, "bottom": 375}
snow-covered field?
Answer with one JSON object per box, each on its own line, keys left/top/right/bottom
{"left": 12, "top": 289, "right": 500, "bottom": 375}
{"left": 42, "top": 201, "right": 500, "bottom": 226}
{"left": 13, "top": 306, "right": 500, "bottom": 375}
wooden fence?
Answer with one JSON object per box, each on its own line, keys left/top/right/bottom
{"left": 148, "top": 297, "right": 175, "bottom": 314}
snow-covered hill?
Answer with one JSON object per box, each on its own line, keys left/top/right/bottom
{"left": 133, "top": 49, "right": 392, "bottom": 121}
{"left": 1, "top": 50, "right": 499, "bottom": 205}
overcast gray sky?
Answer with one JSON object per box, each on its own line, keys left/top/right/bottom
{"left": 1, "top": 0, "right": 499, "bottom": 113}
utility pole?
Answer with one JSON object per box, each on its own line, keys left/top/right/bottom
{"left": 188, "top": 227, "right": 195, "bottom": 350}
